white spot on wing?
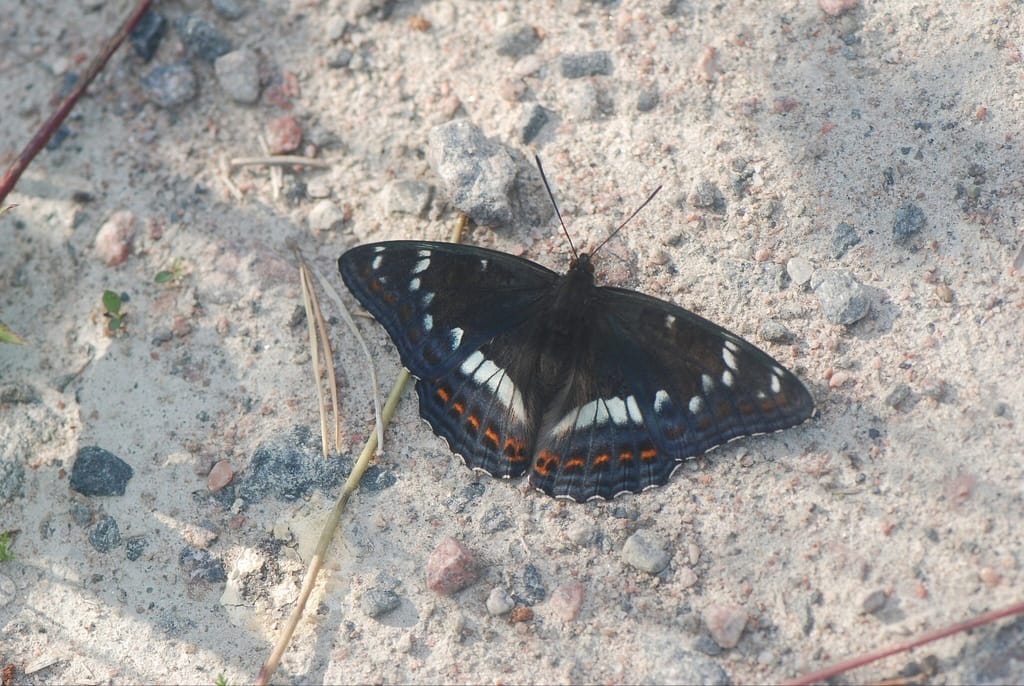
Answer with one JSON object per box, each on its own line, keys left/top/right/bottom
{"left": 654, "top": 390, "right": 671, "bottom": 413}
{"left": 689, "top": 396, "right": 704, "bottom": 414}
{"left": 372, "top": 255, "right": 383, "bottom": 270}
{"left": 409, "top": 277, "right": 420, "bottom": 292}
{"left": 417, "top": 249, "right": 431, "bottom": 258}
{"left": 423, "top": 314, "right": 433, "bottom": 332}
{"left": 722, "top": 370, "right": 735, "bottom": 387}
{"left": 449, "top": 327, "right": 464, "bottom": 350}
{"left": 771, "top": 374, "right": 782, "bottom": 393}
{"left": 373, "top": 246, "right": 386, "bottom": 254}
{"left": 665, "top": 314, "right": 676, "bottom": 328}
{"left": 626, "top": 395, "right": 643, "bottom": 423}
{"left": 480, "top": 259, "right": 489, "bottom": 271}
{"left": 723, "top": 347, "right": 739, "bottom": 371}
{"left": 459, "top": 350, "right": 484, "bottom": 376}
{"left": 412, "top": 258, "right": 430, "bottom": 274}
{"left": 606, "top": 397, "right": 629, "bottom": 425}
{"left": 422, "top": 292, "right": 435, "bottom": 307}
{"left": 724, "top": 340, "right": 740, "bottom": 353}
{"left": 702, "top": 374, "right": 715, "bottom": 394}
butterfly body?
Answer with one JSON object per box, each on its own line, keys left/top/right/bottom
{"left": 339, "top": 240, "right": 814, "bottom": 502}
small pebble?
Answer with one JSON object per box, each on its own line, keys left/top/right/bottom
{"left": 519, "top": 103, "right": 552, "bottom": 144}
{"left": 566, "top": 522, "right": 596, "bottom": 546}
{"left": 427, "top": 120, "right": 516, "bottom": 226}
{"left": 564, "top": 82, "right": 600, "bottom": 121}
{"left": 142, "top": 63, "right": 197, "bottom": 108}
{"left": 0, "top": 383, "right": 41, "bottom": 404}
{"left": 207, "top": 460, "right": 234, "bottom": 492}
{"left": 308, "top": 199, "right": 345, "bottom": 231}
{"left": 828, "top": 370, "right": 852, "bottom": 388}
{"left": 94, "top": 210, "right": 136, "bottom": 266}
{"left": 786, "top": 256, "right": 814, "bottom": 286}
{"left": 383, "top": 180, "right": 433, "bottom": 217}
{"left": 211, "top": 0, "right": 245, "bottom": 20}
{"left": 426, "top": 537, "right": 478, "bottom": 595}
{"left": 179, "top": 546, "right": 227, "bottom": 583}
{"left": 509, "top": 606, "right": 534, "bottom": 623}
{"left": 934, "top": 284, "right": 953, "bottom": 303}
{"left": 811, "top": 269, "right": 871, "bottom": 325}
{"left": 862, "top": 589, "right": 887, "bottom": 615}
{"left": 266, "top": 115, "right": 303, "bottom": 154}
{"left": 677, "top": 566, "right": 698, "bottom": 589}
{"left": 549, "top": 581, "right": 584, "bottom": 621}
{"left": 70, "top": 446, "right": 134, "bottom": 497}
{"left": 560, "top": 51, "right": 613, "bottom": 78}
{"left": 893, "top": 202, "right": 926, "bottom": 243}
{"left": 486, "top": 587, "right": 515, "bottom": 616}
{"left": 884, "top": 383, "right": 912, "bottom": 409}
{"left": 520, "top": 563, "right": 546, "bottom": 605}
{"left": 88, "top": 515, "right": 121, "bottom": 553}
{"left": 479, "top": 505, "right": 511, "bottom": 534}
{"left": 703, "top": 604, "right": 747, "bottom": 649}
{"left": 688, "top": 180, "right": 723, "bottom": 211}
{"left": 978, "top": 567, "right": 1001, "bottom": 587}
{"left": 636, "top": 86, "right": 660, "bottom": 112}
{"left": 819, "top": 0, "right": 859, "bottom": 17}
{"left": 215, "top": 49, "right": 260, "bottom": 104}
{"left": 125, "top": 535, "right": 148, "bottom": 561}
{"left": 759, "top": 320, "right": 794, "bottom": 343}
{"left": 0, "top": 461, "right": 25, "bottom": 503}
{"left": 360, "top": 588, "right": 401, "bottom": 618}
{"left": 494, "top": 23, "right": 540, "bottom": 58}
{"left": 832, "top": 222, "right": 861, "bottom": 258}
{"left": 129, "top": 10, "right": 167, "bottom": 62}
{"left": 174, "top": 15, "right": 232, "bottom": 62}
{"left": 622, "top": 529, "right": 671, "bottom": 574}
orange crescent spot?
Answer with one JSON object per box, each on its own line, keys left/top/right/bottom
{"left": 435, "top": 387, "right": 450, "bottom": 403}
{"left": 483, "top": 428, "right": 499, "bottom": 447}
{"left": 565, "top": 457, "right": 585, "bottom": 470}
{"left": 466, "top": 415, "right": 480, "bottom": 431}
{"left": 593, "top": 453, "right": 610, "bottom": 467}
{"left": 618, "top": 450, "right": 633, "bottom": 462}
{"left": 451, "top": 402, "right": 464, "bottom": 416}
{"left": 640, "top": 448, "right": 657, "bottom": 460}
{"left": 369, "top": 279, "right": 383, "bottom": 293}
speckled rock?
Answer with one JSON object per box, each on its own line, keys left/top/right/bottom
{"left": 703, "top": 603, "right": 748, "bottom": 649}
{"left": 426, "top": 537, "right": 478, "bottom": 595}
{"left": 811, "top": 268, "right": 871, "bottom": 324}
{"left": 427, "top": 119, "right": 516, "bottom": 226}
{"left": 622, "top": 529, "right": 671, "bottom": 574}
{"left": 70, "top": 446, "right": 134, "bottom": 497}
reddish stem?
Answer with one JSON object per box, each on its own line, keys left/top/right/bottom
{"left": 784, "top": 600, "right": 1024, "bottom": 686}
{"left": 0, "top": 0, "right": 153, "bottom": 204}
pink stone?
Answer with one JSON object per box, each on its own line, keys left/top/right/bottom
{"left": 819, "top": 0, "right": 858, "bottom": 17}
{"left": 208, "top": 460, "right": 234, "bottom": 492}
{"left": 703, "top": 604, "right": 748, "bottom": 649}
{"left": 266, "top": 115, "right": 302, "bottom": 154}
{"left": 95, "top": 210, "right": 136, "bottom": 266}
{"left": 549, "top": 581, "right": 584, "bottom": 621}
{"left": 426, "top": 537, "right": 477, "bottom": 595}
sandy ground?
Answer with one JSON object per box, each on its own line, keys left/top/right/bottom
{"left": 2, "top": 0, "right": 1023, "bottom": 684}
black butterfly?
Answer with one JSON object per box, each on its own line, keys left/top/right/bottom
{"left": 338, "top": 167, "right": 814, "bottom": 502}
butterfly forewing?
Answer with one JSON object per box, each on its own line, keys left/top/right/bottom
{"left": 339, "top": 241, "right": 557, "bottom": 478}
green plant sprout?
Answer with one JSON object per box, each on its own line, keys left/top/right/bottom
{"left": 155, "top": 257, "right": 186, "bottom": 284}
{"left": 0, "top": 532, "right": 14, "bottom": 562}
{"left": 102, "top": 290, "right": 126, "bottom": 332}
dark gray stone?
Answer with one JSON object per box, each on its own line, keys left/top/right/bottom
{"left": 495, "top": 23, "right": 540, "bottom": 58}
{"left": 214, "top": 49, "right": 260, "bottom": 104}
{"left": 519, "top": 104, "right": 552, "bottom": 144}
{"left": 69, "top": 502, "right": 92, "bottom": 526}
{"left": 519, "top": 563, "right": 546, "bottom": 605}
{"left": 759, "top": 320, "right": 794, "bottom": 343}
{"left": 427, "top": 120, "right": 516, "bottom": 226}
{"left": 360, "top": 588, "right": 401, "bottom": 618}
{"left": 125, "top": 535, "right": 148, "bottom": 561}
{"left": 359, "top": 465, "right": 396, "bottom": 493}
{"left": 479, "top": 506, "right": 511, "bottom": 534}
{"left": 636, "top": 86, "right": 660, "bottom": 112}
{"left": 88, "top": 515, "right": 121, "bottom": 553}
{"left": 211, "top": 0, "right": 245, "bottom": 20}
{"left": 445, "top": 482, "right": 485, "bottom": 513}
{"left": 237, "top": 425, "right": 352, "bottom": 503}
{"left": 688, "top": 180, "right": 725, "bottom": 211}
{"left": 0, "top": 460, "right": 25, "bottom": 502}
{"left": 129, "top": 10, "right": 167, "bottom": 62}
{"left": 560, "top": 51, "right": 613, "bottom": 78}
{"left": 811, "top": 269, "right": 871, "bottom": 325}
{"left": 383, "top": 180, "right": 433, "bottom": 217}
{"left": 173, "top": 15, "right": 232, "bottom": 62}
{"left": 832, "top": 221, "right": 861, "bottom": 258}
{"left": 179, "top": 546, "right": 227, "bottom": 583}
{"left": 141, "top": 63, "right": 197, "bottom": 108}
{"left": 893, "top": 202, "right": 926, "bottom": 242}
{"left": 70, "top": 446, "right": 134, "bottom": 497}
{"left": 1, "top": 383, "right": 42, "bottom": 404}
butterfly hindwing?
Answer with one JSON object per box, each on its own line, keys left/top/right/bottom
{"left": 528, "top": 285, "right": 814, "bottom": 501}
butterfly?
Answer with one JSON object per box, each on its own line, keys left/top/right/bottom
{"left": 338, "top": 163, "right": 814, "bottom": 502}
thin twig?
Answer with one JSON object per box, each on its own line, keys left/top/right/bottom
{"left": 784, "top": 600, "right": 1024, "bottom": 686}
{"left": 298, "top": 262, "right": 330, "bottom": 456}
{"left": 307, "top": 263, "right": 341, "bottom": 451}
{"left": 229, "top": 155, "right": 332, "bottom": 169}
{"left": 0, "top": 1, "right": 153, "bottom": 203}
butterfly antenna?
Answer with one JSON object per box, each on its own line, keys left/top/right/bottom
{"left": 535, "top": 155, "right": 578, "bottom": 259}
{"left": 591, "top": 184, "right": 663, "bottom": 257}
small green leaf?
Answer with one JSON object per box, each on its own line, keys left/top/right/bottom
{"left": 102, "top": 290, "right": 122, "bottom": 315}
{"left": 155, "top": 270, "right": 174, "bottom": 283}
{"left": 0, "top": 320, "right": 26, "bottom": 345}
{"left": 108, "top": 316, "right": 122, "bottom": 332}
{"left": 0, "top": 532, "right": 14, "bottom": 562}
